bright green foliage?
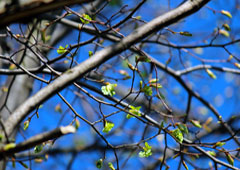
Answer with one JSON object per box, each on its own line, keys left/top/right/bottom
{"left": 225, "top": 152, "right": 234, "bottom": 166}
{"left": 57, "top": 45, "right": 68, "bottom": 54}
{"left": 207, "top": 151, "right": 216, "bottom": 157}
{"left": 23, "top": 120, "right": 29, "bottom": 130}
{"left": 126, "top": 105, "right": 141, "bottom": 119}
{"left": 101, "top": 83, "right": 117, "bottom": 97}
{"left": 80, "top": 14, "right": 92, "bottom": 24}
{"left": 180, "top": 31, "right": 192, "bottom": 36}
{"left": 0, "top": 134, "right": 3, "bottom": 142}
{"left": 190, "top": 120, "right": 202, "bottom": 128}
{"left": 88, "top": 51, "right": 93, "bottom": 57}
{"left": 142, "top": 86, "right": 152, "bottom": 96}
{"left": 206, "top": 69, "right": 217, "bottom": 79}
{"left": 108, "top": 162, "right": 116, "bottom": 170}
{"left": 3, "top": 143, "right": 16, "bottom": 151}
{"left": 176, "top": 123, "right": 188, "bottom": 135}
{"left": 75, "top": 119, "right": 80, "bottom": 130}
{"left": 219, "top": 29, "right": 230, "bottom": 37}
{"left": 34, "top": 144, "right": 43, "bottom": 153}
{"left": 221, "top": 10, "right": 232, "bottom": 18}
{"left": 139, "top": 142, "right": 152, "bottom": 158}
{"left": 102, "top": 121, "right": 114, "bottom": 133}
{"left": 214, "top": 141, "right": 226, "bottom": 147}
{"left": 96, "top": 159, "right": 103, "bottom": 169}
{"left": 171, "top": 128, "right": 183, "bottom": 143}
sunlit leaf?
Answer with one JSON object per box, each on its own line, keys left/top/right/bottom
{"left": 206, "top": 69, "right": 217, "bottom": 79}
{"left": 207, "top": 151, "right": 216, "bottom": 157}
{"left": 9, "top": 64, "right": 16, "bottom": 70}
{"left": 102, "top": 121, "right": 114, "bottom": 133}
{"left": 234, "top": 63, "right": 240, "bottom": 69}
{"left": 108, "top": 162, "right": 116, "bottom": 170}
{"left": 214, "top": 141, "right": 226, "bottom": 147}
{"left": 23, "top": 120, "right": 29, "bottom": 131}
{"left": 75, "top": 119, "right": 80, "bottom": 130}
{"left": 139, "top": 142, "right": 152, "bottom": 158}
{"left": 171, "top": 128, "right": 183, "bottom": 143}
{"left": 221, "top": 10, "right": 232, "bottom": 18}
{"left": 142, "top": 86, "right": 153, "bottom": 96}
{"left": 225, "top": 152, "right": 234, "bottom": 166}
{"left": 176, "top": 123, "right": 188, "bottom": 135}
{"left": 80, "top": 14, "right": 92, "bottom": 24}
{"left": 57, "top": 45, "right": 68, "bottom": 54}
{"left": 88, "top": 51, "right": 93, "bottom": 57}
{"left": 101, "top": 83, "right": 117, "bottom": 97}
{"left": 127, "top": 105, "right": 141, "bottom": 119}
{"left": 219, "top": 29, "right": 230, "bottom": 37}
{"left": 190, "top": 120, "right": 202, "bottom": 128}
{"left": 3, "top": 143, "right": 16, "bottom": 151}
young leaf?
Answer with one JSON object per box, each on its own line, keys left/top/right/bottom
{"left": 207, "top": 151, "right": 216, "bottom": 157}
{"left": 80, "top": 14, "right": 92, "bottom": 24}
{"left": 75, "top": 119, "right": 80, "bottom": 130}
{"left": 3, "top": 143, "right": 16, "bottom": 151}
{"left": 23, "top": 120, "right": 29, "bottom": 131}
{"left": 139, "top": 142, "right": 152, "bottom": 158}
{"left": 88, "top": 51, "right": 93, "bottom": 57}
{"left": 214, "top": 141, "right": 226, "bottom": 147}
{"left": 101, "top": 83, "right": 117, "bottom": 97}
{"left": 234, "top": 63, "right": 240, "bottom": 69}
{"left": 34, "top": 144, "right": 43, "bottom": 153}
{"left": 142, "top": 86, "right": 153, "bottom": 96}
{"left": 96, "top": 159, "right": 103, "bottom": 169}
{"left": 223, "top": 23, "right": 231, "bottom": 31}
{"left": 102, "top": 121, "right": 114, "bottom": 133}
{"left": 126, "top": 105, "right": 141, "bottom": 119}
{"left": 179, "top": 31, "right": 192, "bottom": 36}
{"left": 57, "top": 45, "right": 68, "bottom": 54}
{"left": 108, "top": 162, "right": 116, "bottom": 170}
{"left": 221, "top": 10, "right": 232, "bottom": 18}
{"left": 135, "top": 55, "right": 151, "bottom": 63}
{"left": 190, "top": 120, "right": 202, "bottom": 128}
{"left": 206, "top": 69, "right": 217, "bottom": 79}
{"left": 171, "top": 128, "right": 183, "bottom": 143}
{"left": 219, "top": 29, "right": 230, "bottom": 37}
{"left": 225, "top": 152, "right": 234, "bottom": 166}
{"left": 176, "top": 123, "right": 188, "bottom": 135}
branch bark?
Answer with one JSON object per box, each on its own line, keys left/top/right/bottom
{"left": 3, "top": 0, "right": 210, "bottom": 137}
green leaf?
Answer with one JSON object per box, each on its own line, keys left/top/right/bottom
{"left": 214, "top": 141, "right": 226, "bottom": 147}
{"left": 3, "top": 143, "right": 16, "bottom": 151}
{"left": 23, "top": 120, "right": 29, "bottom": 131}
{"left": 221, "top": 10, "right": 232, "bottom": 18}
{"left": 180, "top": 31, "right": 192, "bottom": 36}
{"left": 225, "top": 152, "right": 234, "bottom": 166}
{"left": 171, "top": 128, "right": 183, "bottom": 143}
{"left": 108, "top": 162, "right": 116, "bottom": 170}
{"left": 34, "top": 144, "right": 43, "bottom": 153}
{"left": 142, "top": 86, "right": 153, "bottom": 96}
{"left": 190, "top": 120, "right": 202, "bottom": 128}
{"left": 75, "top": 119, "right": 80, "bottom": 130}
{"left": 101, "top": 83, "right": 117, "bottom": 97}
{"left": 207, "top": 151, "right": 216, "bottom": 157}
{"left": 149, "top": 78, "right": 158, "bottom": 83}
{"left": 139, "top": 142, "right": 152, "bottom": 158}
{"left": 96, "top": 159, "right": 103, "bottom": 169}
{"left": 57, "top": 45, "right": 68, "bottom": 54}
{"left": 219, "top": 29, "right": 230, "bottom": 37}
{"left": 126, "top": 105, "right": 141, "bottom": 119}
{"left": 206, "top": 69, "right": 217, "bottom": 79}
{"left": 223, "top": 23, "right": 231, "bottom": 31}
{"left": 0, "top": 134, "right": 3, "bottom": 142}
{"left": 80, "top": 14, "right": 92, "bottom": 24}
{"left": 88, "top": 51, "right": 93, "bottom": 57}
{"left": 176, "top": 123, "right": 188, "bottom": 135}
{"left": 102, "top": 121, "right": 114, "bottom": 133}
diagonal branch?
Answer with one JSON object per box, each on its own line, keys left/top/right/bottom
{"left": 3, "top": 0, "right": 210, "bottom": 137}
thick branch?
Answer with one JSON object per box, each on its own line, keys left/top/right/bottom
{"left": 4, "top": 0, "right": 210, "bottom": 136}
